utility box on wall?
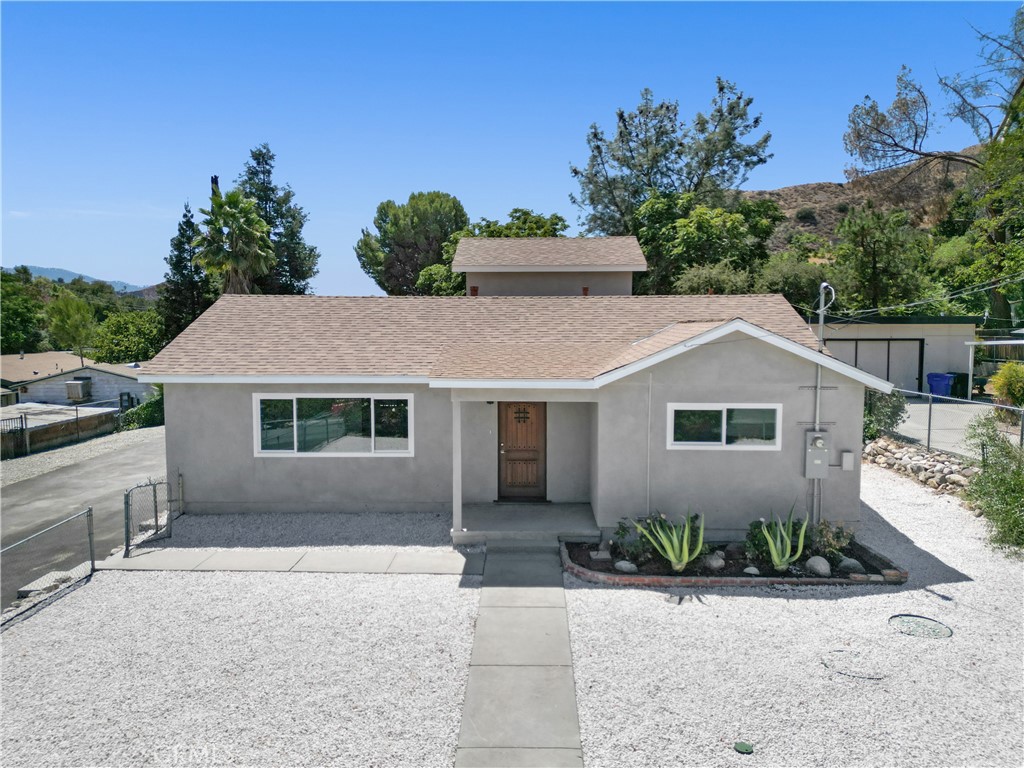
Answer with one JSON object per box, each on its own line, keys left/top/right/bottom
{"left": 805, "top": 431, "right": 830, "bottom": 479}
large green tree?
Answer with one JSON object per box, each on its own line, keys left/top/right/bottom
{"left": 92, "top": 310, "right": 163, "bottom": 364}
{"left": 157, "top": 203, "right": 218, "bottom": 342}
{"left": 355, "top": 191, "right": 469, "bottom": 295}
{"left": 47, "top": 291, "right": 96, "bottom": 365}
{"left": 570, "top": 81, "right": 772, "bottom": 236}
{"left": 194, "top": 178, "right": 276, "bottom": 295}
{"left": 0, "top": 267, "right": 46, "bottom": 354}
{"left": 754, "top": 235, "right": 830, "bottom": 311}
{"left": 633, "top": 192, "right": 784, "bottom": 294}
{"left": 416, "top": 208, "right": 569, "bottom": 296}
{"left": 235, "top": 144, "right": 320, "bottom": 294}
{"left": 827, "top": 206, "right": 929, "bottom": 312}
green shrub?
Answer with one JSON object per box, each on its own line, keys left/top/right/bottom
{"left": 835, "top": 202, "right": 850, "bottom": 214}
{"left": 611, "top": 518, "right": 656, "bottom": 564}
{"left": 864, "top": 389, "right": 908, "bottom": 441}
{"left": 795, "top": 207, "right": 818, "bottom": 224}
{"left": 965, "top": 414, "right": 1024, "bottom": 550}
{"left": 807, "top": 520, "right": 854, "bottom": 565}
{"left": 991, "top": 362, "right": 1024, "bottom": 408}
{"left": 120, "top": 387, "right": 164, "bottom": 430}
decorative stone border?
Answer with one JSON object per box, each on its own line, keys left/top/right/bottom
{"left": 560, "top": 540, "right": 908, "bottom": 588}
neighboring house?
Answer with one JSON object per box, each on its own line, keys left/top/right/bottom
{"left": 811, "top": 315, "right": 980, "bottom": 392}
{"left": 452, "top": 236, "right": 645, "bottom": 296}
{"left": 143, "top": 237, "right": 891, "bottom": 543}
{"left": 0, "top": 388, "right": 17, "bottom": 407}
{"left": 0, "top": 351, "right": 96, "bottom": 389}
{"left": 2, "top": 353, "right": 155, "bottom": 408}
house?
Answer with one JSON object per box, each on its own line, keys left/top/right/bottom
{"left": 1, "top": 352, "right": 155, "bottom": 408}
{"left": 142, "top": 237, "right": 891, "bottom": 543}
{"left": 810, "top": 315, "right": 980, "bottom": 392}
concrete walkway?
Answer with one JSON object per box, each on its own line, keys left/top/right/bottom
{"left": 455, "top": 551, "right": 583, "bottom": 768}
{"left": 98, "top": 547, "right": 485, "bottom": 576}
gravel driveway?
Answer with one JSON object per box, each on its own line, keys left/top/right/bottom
{"left": 565, "top": 464, "right": 1024, "bottom": 768}
{"left": 1, "top": 570, "right": 480, "bottom": 767}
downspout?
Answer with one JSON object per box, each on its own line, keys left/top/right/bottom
{"left": 646, "top": 372, "right": 653, "bottom": 516}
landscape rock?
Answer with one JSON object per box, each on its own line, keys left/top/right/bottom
{"left": 837, "top": 557, "right": 866, "bottom": 575}
{"left": 743, "top": 566, "right": 760, "bottom": 576}
{"left": 724, "top": 542, "right": 746, "bottom": 560}
{"left": 805, "top": 556, "right": 831, "bottom": 577}
{"left": 614, "top": 560, "right": 638, "bottom": 574}
{"left": 863, "top": 437, "right": 981, "bottom": 495}
{"left": 704, "top": 555, "right": 726, "bottom": 572}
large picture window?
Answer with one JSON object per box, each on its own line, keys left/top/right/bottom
{"left": 667, "top": 403, "right": 781, "bottom": 451}
{"left": 254, "top": 394, "right": 413, "bottom": 457}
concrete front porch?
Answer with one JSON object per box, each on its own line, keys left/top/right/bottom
{"left": 452, "top": 502, "right": 601, "bottom": 546}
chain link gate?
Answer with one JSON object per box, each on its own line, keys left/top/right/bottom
{"left": 123, "top": 475, "right": 184, "bottom": 557}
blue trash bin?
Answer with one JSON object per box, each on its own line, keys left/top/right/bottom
{"left": 926, "top": 372, "right": 953, "bottom": 397}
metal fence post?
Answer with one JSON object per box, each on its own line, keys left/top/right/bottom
{"left": 85, "top": 506, "right": 95, "bottom": 573}
{"left": 152, "top": 482, "right": 159, "bottom": 534}
{"left": 926, "top": 394, "right": 933, "bottom": 452}
{"left": 123, "top": 490, "right": 132, "bottom": 558}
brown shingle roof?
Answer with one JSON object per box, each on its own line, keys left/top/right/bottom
{"left": 451, "top": 237, "right": 647, "bottom": 271}
{"left": 143, "top": 294, "right": 819, "bottom": 380}
{"left": 1, "top": 352, "right": 96, "bottom": 385}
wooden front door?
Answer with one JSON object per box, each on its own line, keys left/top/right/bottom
{"left": 498, "top": 402, "right": 547, "bottom": 499}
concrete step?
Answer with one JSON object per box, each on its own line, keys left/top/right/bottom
{"left": 487, "top": 538, "right": 561, "bottom": 554}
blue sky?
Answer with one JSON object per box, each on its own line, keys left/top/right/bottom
{"left": 2, "top": 1, "right": 1018, "bottom": 295}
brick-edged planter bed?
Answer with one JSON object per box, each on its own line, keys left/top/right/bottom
{"left": 561, "top": 540, "right": 908, "bottom": 588}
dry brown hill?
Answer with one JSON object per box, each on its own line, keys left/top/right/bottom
{"left": 745, "top": 147, "right": 981, "bottom": 251}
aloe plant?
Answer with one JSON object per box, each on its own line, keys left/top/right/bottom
{"left": 760, "top": 506, "right": 808, "bottom": 572}
{"left": 634, "top": 514, "right": 704, "bottom": 572}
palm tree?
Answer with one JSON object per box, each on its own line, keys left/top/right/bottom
{"left": 194, "top": 177, "right": 275, "bottom": 294}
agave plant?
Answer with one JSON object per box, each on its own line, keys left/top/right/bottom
{"left": 634, "top": 514, "right": 705, "bottom": 572}
{"left": 760, "top": 506, "right": 808, "bottom": 572}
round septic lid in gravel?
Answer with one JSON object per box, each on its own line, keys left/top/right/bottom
{"left": 888, "top": 614, "right": 953, "bottom": 638}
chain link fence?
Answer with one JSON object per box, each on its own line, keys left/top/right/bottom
{"left": 878, "top": 388, "right": 1023, "bottom": 459}
{"left": 123, "top": 475, "right": 183, "bottom": 557}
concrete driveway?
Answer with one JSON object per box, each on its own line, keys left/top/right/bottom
{"left": 0, "top": 429, "right": 166, "bottom": 608}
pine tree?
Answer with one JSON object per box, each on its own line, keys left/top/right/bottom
{"left": 157, "top": 203, "right": 218, "bottom": 342}
{"left": 236, "top": 144, "right": 320, "bottom": 294}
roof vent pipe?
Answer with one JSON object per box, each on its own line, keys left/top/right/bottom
{"left": 469, "top": 286, "right": 479, "bottom": 297}
{"left": 582, "top": 286, "right": 590, "bottom": 296}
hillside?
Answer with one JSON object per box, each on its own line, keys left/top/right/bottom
{"left": 1, "top": 265, "right": 147, "bottom": 294}
{"left": 745, "top": 148, "right": 981, "bottom": 251}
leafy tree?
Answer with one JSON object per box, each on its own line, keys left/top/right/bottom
{"left": 827, "top": 205, "right": 928, "bottom": 312}
{"left": 755, "top": 245, "right": 829, "bottom": 311}
{"left": 92, "top": 310, "right": 163, "bottom": 364}
{"left": 673, "top": 262, "right": 752, "bottom": 295}
{"left": 633, "top": 192, "right": 783, "bottom": 294}
{"left": 47, "top": 291, "right": 96, "bottom": 365}
{"left": 416, "top": 208, "right": 569, "bottom": 296}
{"left": 570, "top": 81, "right": 772, "bottom": 235}
{"left": 844, "top": 9, "right": 1023, "bottom": 176}
{"left": 355, "top": 191, "right": 469, "bottom": 295}
{"left": 158, "top": 203, "right": 218, "bottom": 342}
{"left": 195, "top": 178, "right": 276, "bottom": 295}
{"left": 235, "top": 144, "right": 320, "bottom": 294}
{"left": 0, "top": 268, "right": 46, "bottom": 353}
{"left": 62, "top": 276, "right": 122, "bottom": 322}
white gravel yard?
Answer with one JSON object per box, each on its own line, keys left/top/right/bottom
{"left": 136, "top": 508, "right": 455, "bottom": 553}
{"left": 565, "top": 464, "right": 1024, "bottom": 768}
{"left": 0, "top": 426, "right": 164, "bottom": 487}
{"left": 1, "top": 569, "right": 480, "bottom": 768}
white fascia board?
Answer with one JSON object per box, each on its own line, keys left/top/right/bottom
{"left": 965, "top": 339, "right": 1024, "bottom": 346}
{"left": 139, "top": 374, "right": 431, "bottom": 385}
{"left": 429, "top": 378, "right": 596, "bottom": 390}
{"left": 592, "top": 318, "right": 895, "bottom": 393}
{"left": 452, "top": 264, "right": 645, "bottom": 273}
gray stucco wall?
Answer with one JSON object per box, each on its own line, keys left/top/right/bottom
{"left": 165, "top": 383, "right": 452, "bottom": 514}
{"left": 20, "top": 372, "right": 153, "bottom": 406}
{"left": 465, "top": 271, "right": 633, "bottom": 296}
{"left": 591, "top": 332, "right": 864, "bottom": 539}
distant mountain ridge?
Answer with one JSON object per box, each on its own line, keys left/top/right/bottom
{"left": 1, "top": 265, "right": 149, "bottom": 294}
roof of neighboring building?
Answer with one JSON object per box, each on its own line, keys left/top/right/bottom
{"left": 1, "top": 352, "right": 96, "bottom": 385}
{"left": 15, "top": 363, "right": 144, "bottom": 387}
{"left": 143, "top": 294, "right": 832, "bottom": 383}
{"left": 451, "top": 236, "right": 648, "bottom": 272}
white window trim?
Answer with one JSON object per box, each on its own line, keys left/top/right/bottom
{"left": 252, "top": 393, "right": 415, "bottom": 458}
{"left": 666, "top": 402, "right": 782, "bottom": 451}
